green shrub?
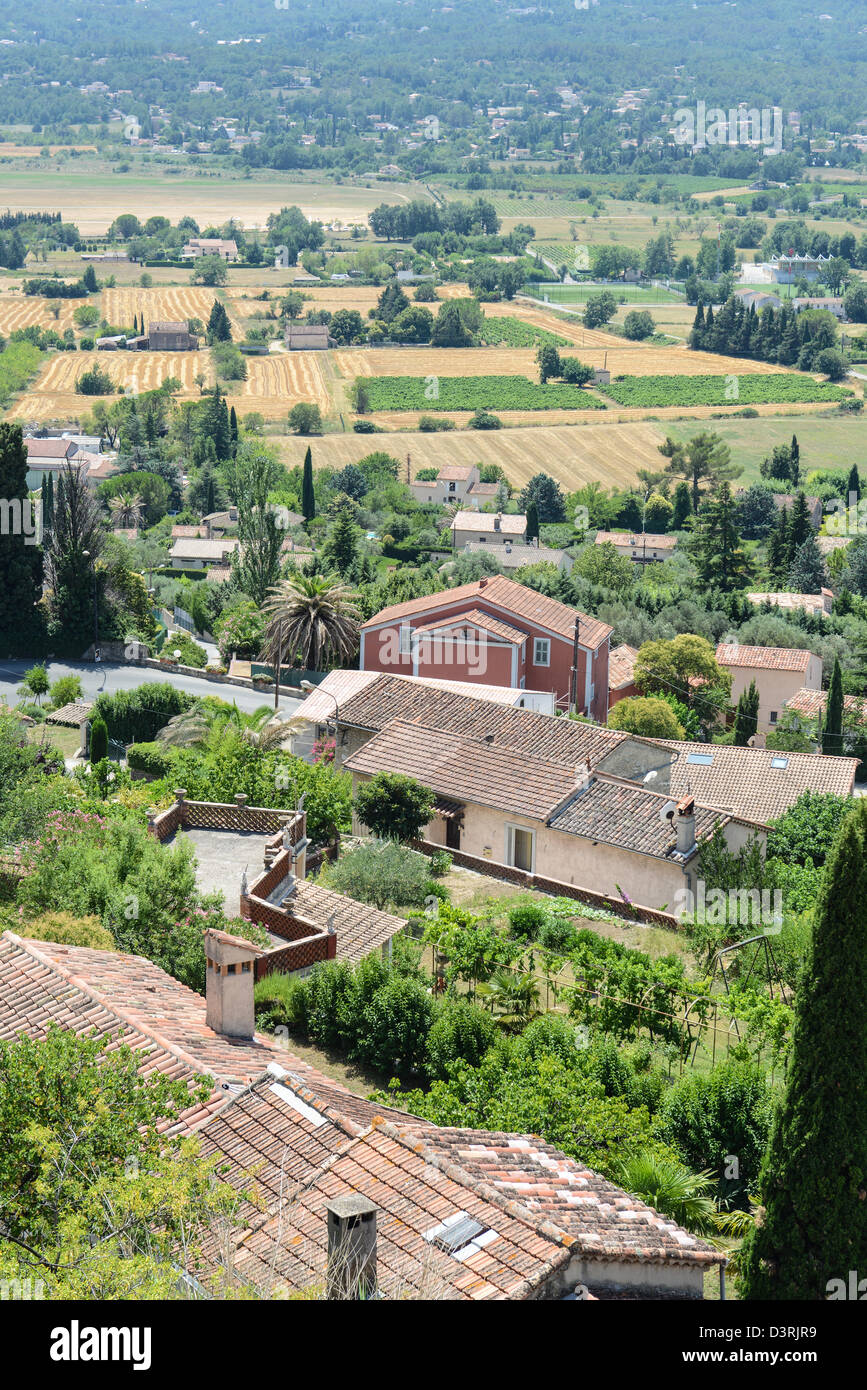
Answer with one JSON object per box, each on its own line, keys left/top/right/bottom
{"left": 658, "top": 1058, "right": 774, "bottom": 1205}
{"left": 508, "top": 899, "right": 548, "bottom": 940}
{"left": 16, "top": 910, "right": 114, "bottom": 950}
{"left": 254, "top": 972, "right": 309, "bottom": 1033}
{"left": 324, "top": 840, "right": 434, "bottom": 909}
{"left": 427, "top": 999, "right": 497, "bottom": 1078}
{"left": 92, "top": 683, "right": 194, "bottom": 744}
{"left": 48, "top": 675, "right": 83, "bottom": 710}
{"left": 428, "top": 849, "right": 452, "bottom": 878}
{"left": 89, "top": 717, "right": 108, "bottom": 763}
{"left": 353, "top": 975, "right": 434, "bottom": 1074}
{"left": 126, "top": 742, "right": 174, "bottom": 778}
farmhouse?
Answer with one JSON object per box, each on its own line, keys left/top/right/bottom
{"left": 463, "top": 540, "right": 573, "bottom": 573}
{"left": 181, "top": 237, "right": 239, "bottom": 261}
{"left": 594, "top": 531, "right": 678, "bottom": 564}
{"left": 148, "top": 320, "right": 199, "bottom": 351}
{"left": 451, "top": 511, "right": 527, "bottom": 547}
{"left": 716, "top": 643, "right": 822, "bottom": 730}
{"left": 360, "top": 575, "right": 612, "bottom": 719}
{"left": 410, "top": 463, "right": 479, "bottom": 506}
{"left": 169, "top": 536, "right": 239, "bottom": 571}
{"left": 0, "top": 929, "right": 723, "bottom": 1299}
{"left": 285, "top": 324, "right": 335, "bottom": 350}
{"left": 608, "top": 644, "right": 640, "bottom": 706}
{"left": 345, "top": 718, "right": 762, "bottom": 906}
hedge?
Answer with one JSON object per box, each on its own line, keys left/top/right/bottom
{"left": 126, "top": 742, "right": 175, "bottom": 778}
{"left": 92, "top": 682, "right": 194, "bottom": 744}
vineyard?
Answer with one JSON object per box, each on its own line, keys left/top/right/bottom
{"left": 598, "top": 374, "right": 853, "bottom": 408}
{"left": 477, "top": 314, "right": 569, "bottom": 348}
{"left": 359, "top": 374, "right": 606, "bottom": 412}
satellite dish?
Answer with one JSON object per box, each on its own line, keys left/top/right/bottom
{"left": 659, "top": 799, "right": 677, "bottom": 824}
{"left": 643, "top": 769, "right": 658, "bottom": 784}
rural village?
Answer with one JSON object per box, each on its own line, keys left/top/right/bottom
{"left": 0, "top": 0, "right": 866, "bottom": 1354}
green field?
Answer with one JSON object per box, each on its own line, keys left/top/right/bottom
{"left": 663, "top": 413, "right": 867, "bottom": 484}
{"left": 528, "top": 282, "right": 684, "bottom": 305}
{"left": 477, "top": 315, "right": 569, "bottom": 348}
{"left": 599, "top": 374, "right": 851, "bottom": 408}
{"left": 361, "top": 375, "right": 607, "bottom": 411}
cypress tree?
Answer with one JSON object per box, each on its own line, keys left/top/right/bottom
{"left": 790, "top": 434, "right": 800, "bottom": 488}
{"left": 671, "top": 481, "right": 692, "bottom": 531}
{"left": 301, "top": 445, "right": 315, "bottom": 523}
{"left": 0, "top": 423, "right": 45, "bottom": 658}
{"left": 229, "top": 405, "right": 238, "bottom": 456}
{"left": 733, "top": 679, "right": 759, "bottom": 746}
{"left": 689, "top": 301, "right": 705, "bottom": 349}
{"left": 526, "top": 500, "right": 539, "bottom": 543}
{"left": 847, "top": 463, "right": 860, "bottom": 502}
{"left": 787, "top": 492, "right": 812, "bottom": 564}
{"left": 739, "top": 800, "right": 867, "bottom": 1300}
{"left": 89, "top": 717, "right": 108, "bottom": 764}
{"left": 823, "top": 656, "right": 844, "bottom": 756}
{"left": 42, "top": 471, "right": 54, "bottom": 534}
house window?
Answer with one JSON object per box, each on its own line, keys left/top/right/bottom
{"left": 448, "top": 481, "right": 456, "bottom": 492}
{"left": 399, "top": 623, "right": 412, "bottom": 656}
{"left": 533, "top": 637, "right": 550, "bottom": 666}
{"left": 505, "top": 824, "right": 535, "bottom": 873}
{"left": 769, "top": 711, "right": 778, "bottom": 725}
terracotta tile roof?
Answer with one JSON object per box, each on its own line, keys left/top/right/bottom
{"left": 288, "top": 880, "right": 406, "bottom": 965}
{"left": 171, "top": 524, "right": 208, "bottom": 538}
{"left": 335, "top": 674, "right": 625, "bottom": 765}
{"left": 452, "top": 512, "right": 526, "bottom": 536}
{"left": 299, "top": 669, "right": 381, "bottom": 723}
{"left": 45, "top": 700, "right": 93, "bottom": 726}
{"left": 414, "top": 608, "right": 528, "bottom": 645}
{"left": 424, "top": 1130, "right": 721, "bottom": 1268}
{"left": 608, "top": 644, "right": 638, "bottom": 690}
{"left": 169, "top": 538, "right": 238, "bottom": 562}
{"left": 25, "top": 437, "right": 75, "bottom": 458}
{"left": 464, "top": 541, "right": 569, "bottom": 568}
{"left": 785, "top": 687, "right": 867, "bottom": 719}
{"left": 716, "top": 643, "right": 814, "bottom": 673}
{"left": 594, "top": 531, "right": 678, "bottom": 551}
{"left": 468, "top": 482, "right": 500, "bottom": 497}
{"left": 548, "top": 775, "right": 724, "bottom": 859}
{"left": 362, "top": 575, "right": 613, "bottom": 651}
{"left": 345, "top": 719, "right": 578, "bottom": 820}
{"left": 0, "top": 934, "right": 336, "bottom": 1127}
{"left": 597, "top": 740, "right": 858, "bottom": 824}
{"left": 437, "top": 465, "right": 475, "bottom": 481}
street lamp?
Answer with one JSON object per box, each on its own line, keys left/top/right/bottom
{"left": 82, "top": 550, "right": 99, "bottom": 659}
{"left": 301, "top": 679, "right": 339, "bottom": 762}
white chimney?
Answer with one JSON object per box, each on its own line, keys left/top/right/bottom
{"left": 204, "top": 928, "right": 257, "bottom": 1039}
{"left": 326, "top": 1195, "right": 378, "bottom": 1300}
{"left": 676, "top": 796, "right": 696, "bottom": 856}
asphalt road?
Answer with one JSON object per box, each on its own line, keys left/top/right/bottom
{"left": 0, "top": 660, "right": 305, "bottom": 717}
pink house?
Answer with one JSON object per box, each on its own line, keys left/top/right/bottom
{"left": 360, "top": 575, "right": 612, "bottom": 719}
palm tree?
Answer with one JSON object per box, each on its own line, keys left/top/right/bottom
{"left": 615, "top": 1152, "right": 719, "bottom": 1237}
{"left": 477, "top": 969, "right": 540, "bottom": 1033}
{"left": 108, "top": 491, "right": 145, "bottom": 528}
{"left": 261, "top": 574, "right": 361, "bottom": 672}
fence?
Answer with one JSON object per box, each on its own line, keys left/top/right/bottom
{"left": 147, "top": 791, "right": 302, "bottom": 843}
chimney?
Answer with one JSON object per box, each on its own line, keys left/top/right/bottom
{"left": 494, "top": 512, "right": 501, "bottom": 532}
{"left": 326, "top": 1195, "right": 378, "bottom": 1300}
{"left": 204, "top": 929, "right": 257, "bottom": 1039}
{"left": 676, "top": 796, "right": 696, "bottom": 856}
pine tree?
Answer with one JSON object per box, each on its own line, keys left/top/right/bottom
{"left": 738, "top": 800, "right": 867, "bottom": 1300}
{"left": 788, "top": 535, "right": 827, "bottom": 594}
{"left": 823, "top": 656, "right": 844, "bottom": 756}
{"left": 733, "top": 679, "right": 760, "bottom": 746}
{"left": 691, "top": 482, "right": 752, "bottom": 593}
{"left": 525, "top": 500, "right": 539, "bottom": 543}
{"left": 301, "top": 446, "right": 315, "bottom": 523}
{"left": 0, "top": 423, "right": 45, "bottom": 657}
{"left": 323, "top": 508, "right": 359, "bottom": 575}
{"left": 766, "top": 504, "right": 789, "bottom": 585}
{"left": 671, "top": 481, "right": 692, "bottom": 531}
{"left": 787, "top": 492, "right": 813, "bottom": 564}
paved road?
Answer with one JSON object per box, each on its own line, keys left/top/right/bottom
{"left": 0, "top": 660, "right": 305, "bottom": 717}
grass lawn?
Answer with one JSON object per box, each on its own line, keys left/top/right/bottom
{"left": 662, "top": 411, "right": 865, "bottom": 484}
{"left": 531, "top": 282, "right": 683, "bottom": 306}
{"left": 24, "top": 723, "right": 82, "bottom": 759}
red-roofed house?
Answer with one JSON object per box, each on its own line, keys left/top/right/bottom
{"left": 716, "top": 643, "right": 822, "bottom": 730}
{"left": 360, "top": 575, "right": 612, "bottom": 719}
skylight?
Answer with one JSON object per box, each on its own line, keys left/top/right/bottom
{"left": 770, "top": 756, "right": 789, "bottom": 769}
{"left": 424, "top": 1211, "right": 498, "bottom": 1259}
{"left": 687, "top": 752, "right": 713, "bottom": 765}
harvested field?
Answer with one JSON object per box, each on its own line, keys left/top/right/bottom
{"left": 275, "top": 420, "right": 668, "bottom": 491}
{"left": 100, "top": 286, "right": 236, "bottom": 335}
{"left": 7, "top": 347, "right": 332, "bottom": 421}
{"left": 0, "top": 294, "right": 80, "bottom": 336}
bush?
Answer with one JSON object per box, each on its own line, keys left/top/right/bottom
{"left": 508, "top": 898, "right": 548, "bottom": 940}
{"left": 467, "top": 408, "right": 502, "bottom": 429}
{"left": 354, "top": 771, "right": 435, "bottom": 842}
{"left": 16, "top": 910, "right": 113, "bottom": 950}
{"left": 418, "top": 415, "right": 456, "bottom": 432}
{"left": 48, "top": 674, "right": 83, "bottom": 710}
{"left": 165, "top": 634, "right": 207, "bottom": 669}
{"left": 354, "top": 975, "right": 434, "bottom": 1074}
{"left": 623, "top": 309, "right": 655, "bottom": 341}
{"left": 75, "top": 366, "right": 115, "bottom": 395}
{"left": 427, "top": 999, "right": 497, "bottom": 1078}
{"left": 288, "top": 402, "right": 323, "bottom": 434}
{"left": 658, "top": 1058, "right": 774, "bottom": 1204}
{"left": 89, "top": 717, "right": 108, "bottom": 763}
{"left": 126, "top": 742, "right": 174, "bottom": 778}
{"left": 428, "top": 849, "right": 453, "bottom": 878}
{"left": 254, "top": 971, "right": 309, "bottom": 1033}
{"left": 324, "top": 840, "right": 434, "bottom": 909}
{"left": 92, "top": 683, "right": 194, "bottom": 744}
